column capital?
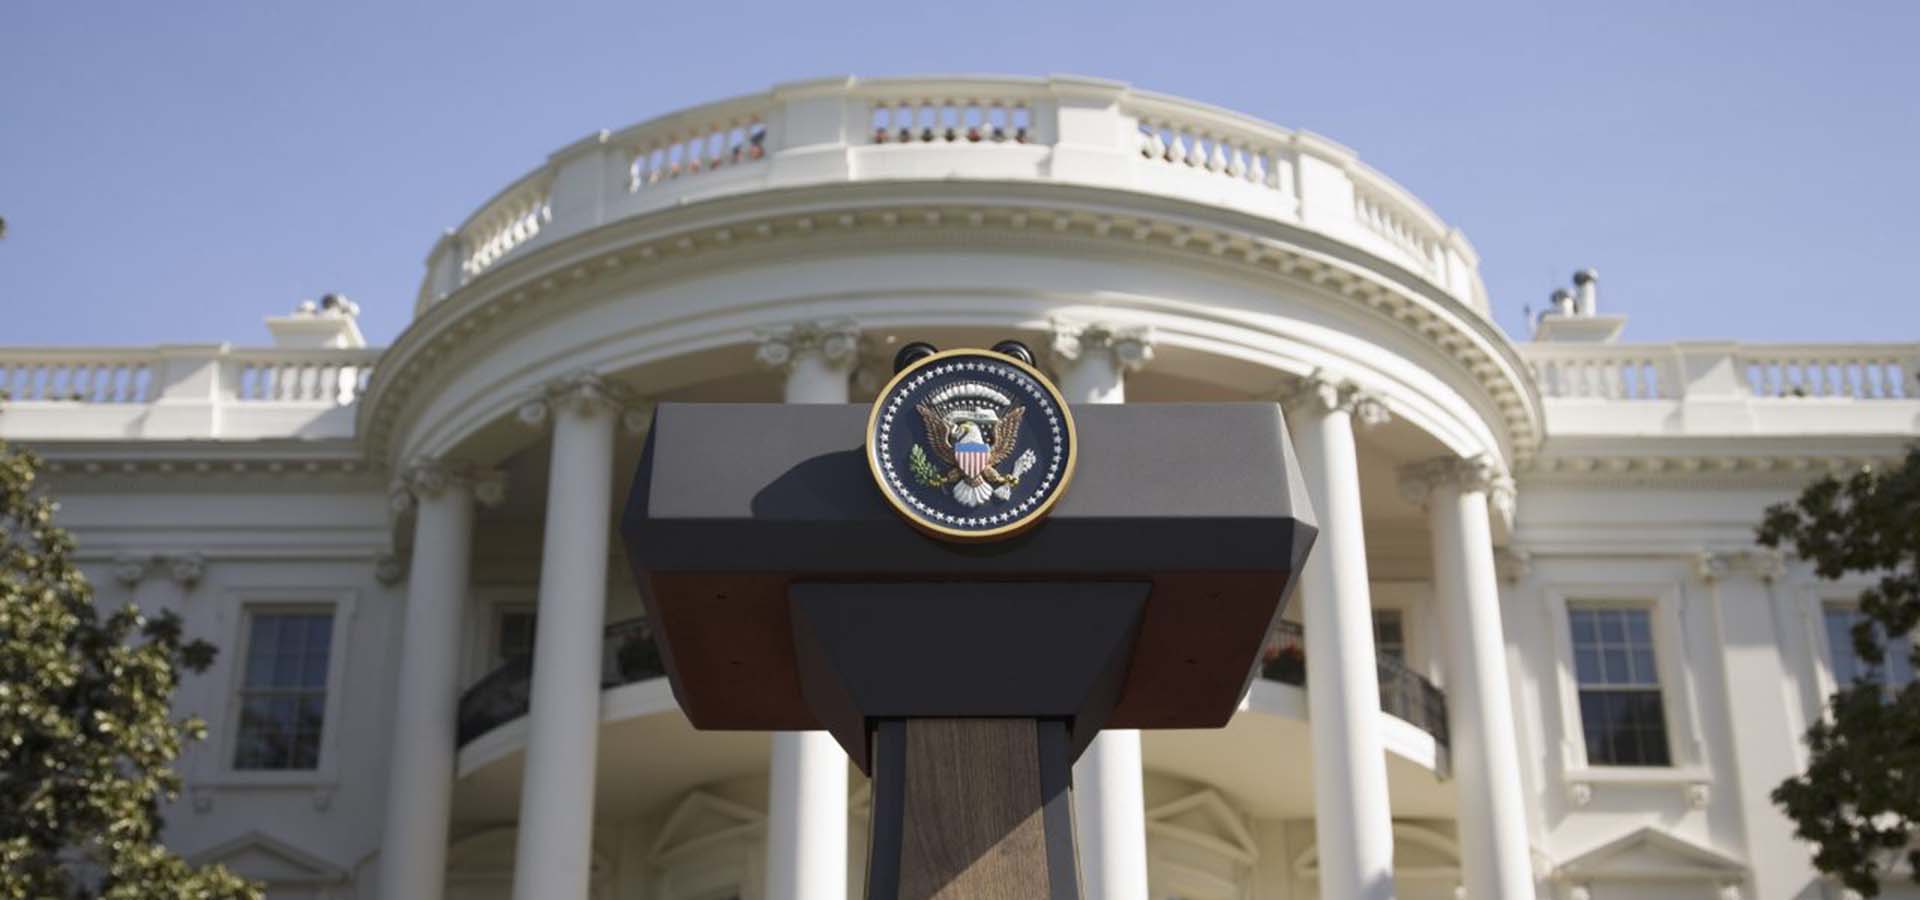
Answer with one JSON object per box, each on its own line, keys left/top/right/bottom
{"left": 517, "top": 371, "right": 651, "bottom": 433}
{"left": 754, "top": 318, "right": 861, "bottom": 372}
{"left": 1396, "top": 454, "right": 1512, "bottom": 507}
{"left": 389, "top": 457, "right": 508, "bottom": 515}
{"left": 1278, "top": 370, "right": 1390, "bottom": 427}
{"left": 1048, "top": 320, "right": 1155, "bottom": 371}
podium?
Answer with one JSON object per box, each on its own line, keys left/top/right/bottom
{"left": 622, "top": 401, "right": 1315, "bottom": 899}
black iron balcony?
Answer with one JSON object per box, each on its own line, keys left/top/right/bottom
{"left": 456, "top": 616, "right": 1448, "bottom": 751}
{"left": 456, "top": 617, "right": 665, "bottom": 747}
{"left": 1259, "top": 620, "right": 1450, "bottom": 749}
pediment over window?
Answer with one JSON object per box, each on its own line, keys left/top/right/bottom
{"left": 649, "top": 790, "right": 767, "bottom": 865}
{"left": 1555, "top": 827, "right": 1746, "bottom": 882}
{"left": 1145, "top": 789, "right": 1259, "bottom": 864}
{"left": 192, "top": 830, "right": 347, "bottom": 886}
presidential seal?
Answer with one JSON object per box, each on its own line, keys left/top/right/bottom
{"left": 866, "top": 346, "right": 1077, "bottom": 541}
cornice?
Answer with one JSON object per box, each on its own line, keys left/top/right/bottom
{"left": 358, "top": 180, "right": 1543, "bottom": 469}
{"left": 28, "top": 441, "right": 373, "bottom": 483}
{"left": 1516, "top": 451, "right": 1901, "bottom": 487}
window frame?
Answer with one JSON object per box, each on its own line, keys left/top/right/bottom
{"left": 1565, "top": 605, "right": 1671, "bottom": 767}
{"left": 211, "top": 589, "right": 355, "bottom": 787}
{"left": 1814, "top": 597, "right": 1917, "bottom": 699}
{"left": 1544, "top": 581, "right": 1708, "bottom": 781}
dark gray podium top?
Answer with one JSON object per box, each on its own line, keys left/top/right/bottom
{"left": 622, "top": 402, "right": 1316, "bottom": 734}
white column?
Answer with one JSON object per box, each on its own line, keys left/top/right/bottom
{"left": 758, "top": 321, "right": 856, "bottom": 900}
{"left": 1401, "top": 456, "right": 1533, "bottom": 899}
{"left": 1285, "top": 373, "right": 1396, "bottom": 900}
{"left": 1053, "top": 320, "right": 1153, "bottom": 900}
{"left": 511, "top": 374, "right": 621, "bottom": 900}
{"left": 377, "top": 460, "right": 500, "bottom": 900}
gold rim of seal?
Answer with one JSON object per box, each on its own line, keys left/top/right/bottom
{"left": 864, "top": 347, "right": 1079, "bottom": 543}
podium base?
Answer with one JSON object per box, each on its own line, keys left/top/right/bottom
{"left": 865, "top": 718, "right": 1081, "bottom": 900}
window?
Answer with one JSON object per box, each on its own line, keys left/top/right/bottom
{"left": 496, "top": 608, "right": 537, "bottom": 663}
{"left": 1569, "top": 606, "right": 1671, "bottom": 766}
{"left": 1824, "top": 606, "right": 1914, "bottom": 694}
{"left": 233, "top": 611, "right": 335, "bottom": 770}
{"left": 1373, "top": 610, "right": 1405, "bottom": 663}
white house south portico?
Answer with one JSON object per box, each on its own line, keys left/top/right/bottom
{"left": 2, "top": 75, "right": 1916, "bottom": 900}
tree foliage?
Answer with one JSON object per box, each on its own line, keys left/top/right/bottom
{"left": 1762, "top": 445, "right": 1920, "bottom": 898}
{"left": 0, "top": 437, "right": 259, "bottom": 900}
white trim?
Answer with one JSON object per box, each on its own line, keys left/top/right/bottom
{"left": 204, "top": 587, "right": 357, "bottom": 788}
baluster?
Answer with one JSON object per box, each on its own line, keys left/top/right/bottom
{"left": 1247, "top": 151, "right": 1267, "bottom": 186}
{"left": 1183, "top": 132, "right": 1206, "bottom": 167}
{"left": 1205, "top": 140, "right": 1228, "bottom": 173}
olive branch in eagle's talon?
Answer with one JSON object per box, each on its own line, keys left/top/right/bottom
{"left": 908, "top": 444, "right": 959, "bottom": 487}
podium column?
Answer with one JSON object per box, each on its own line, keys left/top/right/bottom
{"left": 1285, "top": 374, "right": 1397, "bottom": 900}
{"left": 1051, "top": 320, "right": 1154, "bottom": 900}
{"left": 1401, "top": 457, "right": 1533, "bottom": 899}
{"left": 758, "top": 320, "right": 857, "bottom": 900}
{"left": 377, "top": 461, "right": 499, "bottom": 900}
{"left": 511, "top": 375, "right": 620, "bottom": 900}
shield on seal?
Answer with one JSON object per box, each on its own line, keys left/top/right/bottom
{"left": 955, "top": 437, "right": 991, "bottom": 480}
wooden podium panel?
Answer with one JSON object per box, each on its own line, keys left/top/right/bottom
{"left": 866, "top": 719, "right": 1078, "bottom": 900}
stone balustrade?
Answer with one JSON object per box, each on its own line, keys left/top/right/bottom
{"left": 1521, "top": 341, "right": 1920, "bottom": 439}
{"left": 418, "top": 75, "right": 1485, "bottom": 314}
{"left": 1522, "top": 342, "right": 1920, "bottom": 402}
{"left": 0, "top": 345, "right": 377, "bottom": 441}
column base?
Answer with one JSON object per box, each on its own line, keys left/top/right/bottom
{"left": 865, "top": 718, "right": 1081, "bottom": 900}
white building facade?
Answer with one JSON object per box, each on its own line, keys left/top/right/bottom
{"left": 2, "top": 76, "right": 1916, "bottom": 900}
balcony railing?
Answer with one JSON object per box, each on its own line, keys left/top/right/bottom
{"left": 0, "top": 345, "right": 378, "bottom": 442}
{"left": 1521, "top": 342, "right": 1920, "bottom": 401}
{"left": 419, "top": 76, "right": 1486, "bottom": 314}
{"left": 1260, "top": 620, "right": 1450, "bottom": 749}
{"left": 455, "top": 617, "right": 665, "bottom": 747}
{"left": 454, "top": 616, "right": 1450, "bottom": 752}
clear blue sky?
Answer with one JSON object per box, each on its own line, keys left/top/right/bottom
{"left": 3, "top": 1, "right": 1916, "bottom": 348}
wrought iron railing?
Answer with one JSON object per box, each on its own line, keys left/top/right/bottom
{"left": 455, "top": 615, "right": 1449, "bottom": 751}
{"left": 455, "top": 616, "right": 665, "bottom": 747}
{"left": 1259, "top": 620, "right": 1450, "bottom": 749}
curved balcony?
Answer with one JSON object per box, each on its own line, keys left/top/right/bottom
{"left": 417, "top": 75, "right": 1486, "bottom": 315}
{"left": 456, "top": 617, "right": 664, "bottom": 746}
{"left": 1262, "top": 620, "right": 1450, "bottom": 749}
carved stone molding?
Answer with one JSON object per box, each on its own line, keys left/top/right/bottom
{"left": 753, "top": 318, "right": 861, "bottom": 372}
{"left": 1396, "top": 454, "right": 1512, "bottom": 508}
{"left": 1495, "top": 547, "right": 1533, "bottom": 584}
{"left": 1277, "top": 369, "right": 1389, "bottom": 428}
{"left": 388, "top": 457, "right": 508, "bottom": 516}
{"left": 358, "top": 201, "right": 1546, "bottom": 473}
{"left": 516, "top": 370, "right": 650, "bottom": 434}
{"left": 1048, "top": 320, "right": 1155, "bottom": 372}
{"left": 373, "top": 553, "right": 406, "bottom": 587}
{"left": 110, "top": 551, "right": 207, "bottom": 589}
{"left": 1693, "top": 548, "right": 1790, "bottom": 584}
